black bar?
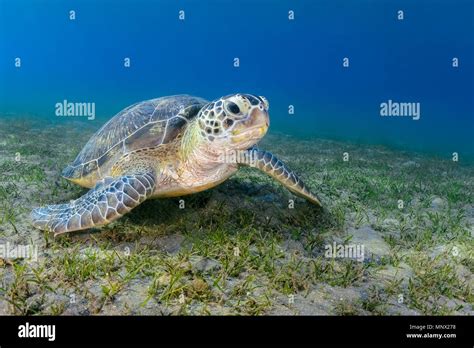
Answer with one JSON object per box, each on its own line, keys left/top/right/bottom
{"left": 0, "top": 316, "right": 472, "bottom": 346}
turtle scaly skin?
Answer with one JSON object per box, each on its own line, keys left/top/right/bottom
{"left": 31, "top": 172, "right": 156, "bottom": 233}
{"left": 237, "top": 147, "right": 321, "bottom": 206}
{"left": 31, "top": 94, "right": 321, "bottom": 235}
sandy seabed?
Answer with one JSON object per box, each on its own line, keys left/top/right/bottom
{"left": 0, "top": 116, "right": 472, "bottom": 315}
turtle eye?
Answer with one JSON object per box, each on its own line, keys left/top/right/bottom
{"left": 226, "top": 101, "right": 240, "bottom": 115}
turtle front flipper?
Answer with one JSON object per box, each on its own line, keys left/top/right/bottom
{"left": 237, "top": 147, "right": 322, "bottom": 206}
{"left": 30, "top": 171, "right": 156, "bottom": 235}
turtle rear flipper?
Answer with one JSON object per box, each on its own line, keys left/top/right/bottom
{"left": 30, "top": 171, "right": 156, "bottom": 236}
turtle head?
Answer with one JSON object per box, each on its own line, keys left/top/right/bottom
{"left": 197, "top": 94, "right": 270, "bottom": 150}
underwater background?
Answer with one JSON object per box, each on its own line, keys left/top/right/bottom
{"left": 0, "top": 0, "right": 473, "bottom": 159}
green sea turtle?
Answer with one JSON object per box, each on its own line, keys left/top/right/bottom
{"left": 31, "top": 94, "right": 321, "bottom": 235}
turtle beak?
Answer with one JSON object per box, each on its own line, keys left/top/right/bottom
{"left": 231, "top": 108, "right": 269, "bottom": 144}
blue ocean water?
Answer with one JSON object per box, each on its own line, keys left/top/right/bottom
{"left": 0, "top": 0, "right": 473, "bottom": 158}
